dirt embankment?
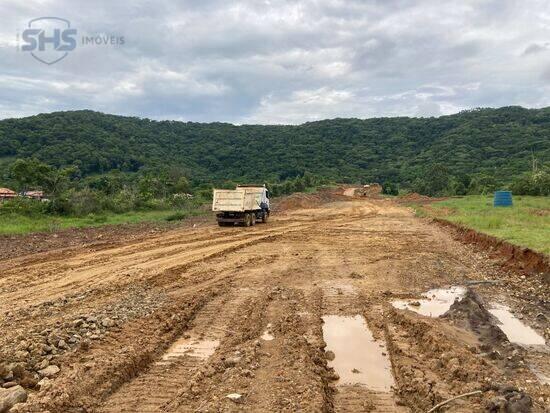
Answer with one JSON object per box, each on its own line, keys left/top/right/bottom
{"left": 1, "top": 194, "right": 549, "bottom": 413}
{"left": 434, "top": 218, "right": 550, "bottom": 279}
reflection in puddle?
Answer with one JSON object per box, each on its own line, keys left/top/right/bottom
{"left": 158, "top": 337, "right": 219, "bottom": 364}
{"left": 489, "top": 304, "right": 546, "bottom": 346}
{"left": 322, "top": 315, "right": 394, "bottom": 391}
{"left": 261, "top": 323, "right": 274, "bottom": 341}
{"left": 392, "top": 286, "right": 466, "bottom": 317}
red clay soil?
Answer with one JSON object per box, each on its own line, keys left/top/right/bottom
{"left": 272, "top": 189, "right": 347, "bottom": 211}
{"left": 433, "top": 218, "right": 550, "bottom": 278}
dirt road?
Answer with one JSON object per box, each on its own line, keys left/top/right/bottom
{"left": 1, "top": 195, "right": 548, "bottom": 412}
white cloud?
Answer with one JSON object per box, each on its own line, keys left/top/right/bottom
{"left": 1, "top": 0, "right": 550, "bottom": 122}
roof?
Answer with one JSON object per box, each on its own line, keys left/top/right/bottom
{"left": 25, "top": 190, "right": 44, "bottom": 197}
{"left": 0, "top": 188, "right": 16, "bottom": 195}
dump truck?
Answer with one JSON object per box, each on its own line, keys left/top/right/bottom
{"left": 212, "top": 185, "right": 270, "bottom": 226}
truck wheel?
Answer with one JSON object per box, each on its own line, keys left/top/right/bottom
{"left": 261, "top": 212, "right": 269, "bottom": 223}
{"left": 251, "top": 214, "right": 256, "bottom": 226}
{"left": 244, "top": 213, "right": 251, "bottom": 227}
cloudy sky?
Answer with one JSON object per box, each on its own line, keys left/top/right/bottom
{"left": 2, "top": 0, "right": 550, "bottom": 124}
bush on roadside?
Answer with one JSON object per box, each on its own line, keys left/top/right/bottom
{"left": 511, "top": 167, "right": 550, "bottom": 196}
{"left": 0, "top": 197, "right": 48, "bottom": 216}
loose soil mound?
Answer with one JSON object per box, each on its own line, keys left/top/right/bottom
{"left": 273, "top": 189, "right": 346, "bottom": 211}
{"left": 442, "top": 289, "right": 509, "bottom": 346}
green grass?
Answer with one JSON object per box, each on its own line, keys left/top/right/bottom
{"left": 0, "top": 209, "right": 205, "bottom": 235}
{"left": 414, "top": 195, "right": 550, "bottom": 255}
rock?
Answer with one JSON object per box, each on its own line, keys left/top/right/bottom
{"left": 0, "top": 385, "right": 27, "bottom": 413}
{"left": 36, "top": 359, "right": 49, "bottom": 370}
{"left": 325, "top": 350, "right": 335, "bottom": 361}
{"left": 536, "top": 313, "right": 547, "bottom": 322}
{"left": 13, "top": 351, "right": 28, "bottom": 361}
{"left": 19, "top": 376, "right": 37, "bottom": 389}
{"left": 37, "top": 377, "right": 52, "bottom": 390}
{"left": 72, "top": 319, "right": 84, "bottom": 327}
{"left": 242, "top": 369, "right": 254, "bottom": 378}
{"left": 328, "top": 371, "right": 340, "bottom": 381}
{"left": 38, "top": 365, "right": 59, "bottom": 378}
{"left": 226, "top": 393, "right": 243, "bottom": 403}
{"left": 223, "top": 356, "right": 241, "bottom": 368}
{"left": 409, "top": 301, "right": 421, "bottom": 307}
{"left": 11, "top": 365, "right": 25, "bottom": 380}
{"left": 1, "top": 382, "right": 17, "bottom": 389}
{"left": 101, "top": 318, "right": 115, "bottom": 328}
{"left": 57, "top": 340, "right": 68, "bottom": 349}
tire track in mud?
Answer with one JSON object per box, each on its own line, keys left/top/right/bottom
{"left": 321, "top": 281, "right": 406, "bottom": 413}
{"left": 165, "top": 286, "right": 332, "bottom": 412}
{"left": 0, "top": 223, "right": 313, "bottom": 313}
{"left": 98, "top": 288, "right": 259, "bottom": 413}
{"left": 19, "top": 285, "right": 224, "bottom": 413}
{"left": 164, "top": 289, "right": 271, "bottom": 412}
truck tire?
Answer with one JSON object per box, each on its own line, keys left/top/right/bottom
{"left": 244, "top": 213, "right": 251, "bottom": 227}
{"left": 251, "top": 214, "right": 256, "bottom": 226}
{"left": 261, "top": 212, "right": 269, "bottom": 223}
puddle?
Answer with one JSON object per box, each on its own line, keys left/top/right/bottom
{"left": 158, "top": 337, "right": 219, "bottom": 364}
{"left": 488, "top": 304, "right": 546, "bottom": 346}
{"left": 322, "top": 315, "right": 394, "bottom": 391}
{"left": 261, "top": 323, "right": 274, "bottom": 341}
{"left": 392, "top": 286, "right": 466, "bottom": 317}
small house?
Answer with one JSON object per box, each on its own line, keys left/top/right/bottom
{"left": 0, "top": 188, "right": 17, "bottom": 202}
{"left": 24, "top": 190, "right": 46, "bottom": 200}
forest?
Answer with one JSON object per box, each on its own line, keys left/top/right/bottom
{"left": 0, "top": 106, "right": 548, "bottom": 217}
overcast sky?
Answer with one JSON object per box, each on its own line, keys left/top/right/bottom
{"left": 1, "top": 0, "right": 550, "bottom": 124}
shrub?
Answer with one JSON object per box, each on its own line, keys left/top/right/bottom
{"left": 0, "top": 197, "right": 48, "bottom": 216}
{"left": 165, "top": 211, "right": 188, "bottom": 221}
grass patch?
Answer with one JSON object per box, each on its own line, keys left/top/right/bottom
{"left": 0, "top": 208, "right": 206, "bottom": 235}
{"left": 414, "top": 195, "right": 550, "bottom": 255}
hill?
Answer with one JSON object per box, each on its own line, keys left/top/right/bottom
{"left": 0, "top": 106, "right": 549, "bottom": 187}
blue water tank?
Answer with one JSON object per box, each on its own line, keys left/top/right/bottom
{"left": 494, "top": 191, "right": 513, "bottom": 207}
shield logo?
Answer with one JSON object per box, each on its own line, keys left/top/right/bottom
{"left": 22, "top": 17, "right": 77, "bottom": 65}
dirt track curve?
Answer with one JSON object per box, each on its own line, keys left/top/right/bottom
{"left": 1, "top": 194, "right": 548, "bottom": 412}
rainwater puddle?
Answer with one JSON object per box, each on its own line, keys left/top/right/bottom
{"left": 322, "top": 315, "right": 394, "bottom": 391}
{"left": 157, "top": 337, "right": 219, "bottom": 365}
{"left": 488, "top": 304, "right": 546, "bottom": 346}
{"left": 261, "top": 323, "right": 274, "bottom": 341}
{"left": 392, "top": 286, "right": 466, "bottom": 317}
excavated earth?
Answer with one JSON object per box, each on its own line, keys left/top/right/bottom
{"left": 0, "top": 191, "right": 548, "bottom": 412}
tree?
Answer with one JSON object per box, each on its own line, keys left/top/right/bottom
{"left": 173, "top": 176, "right": 191, "bottom": 194}
{"left": 10, "top": 158, "right": 51, "bottom": 192}
{"left": 382, "top": 182, "right": 399, "bottom": 195}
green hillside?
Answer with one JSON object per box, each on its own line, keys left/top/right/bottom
{"left": 0, "top": 106, "right": 549, "bottom": 188}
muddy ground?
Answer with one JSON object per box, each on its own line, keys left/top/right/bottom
{"left": 0, "top": 191, "right": 548, "bottom": 412}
